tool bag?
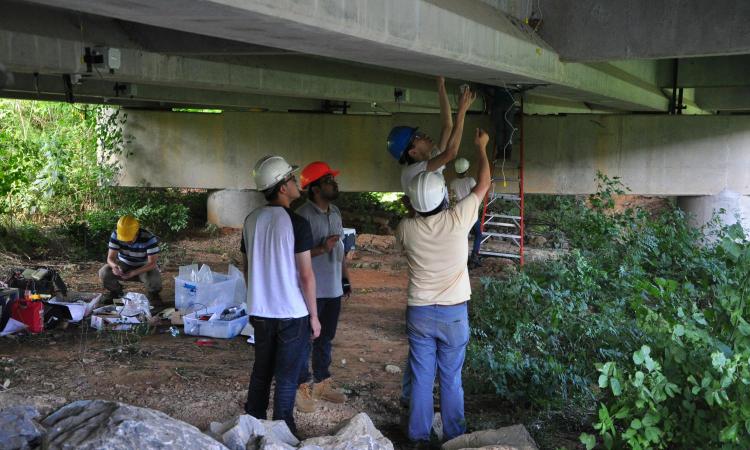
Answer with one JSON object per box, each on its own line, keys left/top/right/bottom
{"left": 5, "top": 267, "right": 68, "bottom": 297}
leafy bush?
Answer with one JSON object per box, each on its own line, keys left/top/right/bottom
{"left": 0, "top": 100, "right": 199, "bottom": 259}
{"left": 466, "top": 173, "right": 750, "bottom": 448}
{"left": 582, "top": 224, "right": 750, "bottom": 449}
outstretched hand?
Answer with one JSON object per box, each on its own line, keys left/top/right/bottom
{"left": 458, "top": 87, "right": 477, "bottom": 112}
{"left": 474, "top": 128, "right": 489, "bottom": 148}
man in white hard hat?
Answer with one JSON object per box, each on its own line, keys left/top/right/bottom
{"left": 389, "top": 79, "right": 477, "bottom": 417}
{"left": 450, "top": 157, "right": 483, "bottom": 268}
{"left": 395, "top": 129, "right": 491, "bottom": 446}
{"left": 240, "top": 155, "right": 321, "bottom": 437}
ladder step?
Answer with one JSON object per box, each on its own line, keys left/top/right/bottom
{"left": 486, "top": 214, "right": 522, "bottom": 221}
{"left": 478, "top": 250, "right": 521, "bottom": 259}
{"left": 491, "top": 194, "right": 521, "bottom": 201}
{"left": 484, "top": 221, "right": 517, "bottom": 228}
{"left": 485, "top": 232, "right": 522, "bottom": 240}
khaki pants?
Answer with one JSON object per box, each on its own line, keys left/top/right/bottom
{"left": 98, "top": 260, "right": 162, "bottom": 294}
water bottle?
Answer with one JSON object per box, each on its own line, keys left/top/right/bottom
{"left": 169, "top": 326, "right": 180, "bottom": 337}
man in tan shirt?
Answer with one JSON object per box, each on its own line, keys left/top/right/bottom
{"left": 395, "top": 129, "right": 491, "bottom": 445}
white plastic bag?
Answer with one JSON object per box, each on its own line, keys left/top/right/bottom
{"left": 121, "top": 292, "right": 151, "bottom": 319}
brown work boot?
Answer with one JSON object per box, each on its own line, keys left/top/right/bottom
{"left": 312, "top": 378, "right": 346, "bottom": 404}
{"left": 295, "top": 383, "right": 316, "bottom": 413}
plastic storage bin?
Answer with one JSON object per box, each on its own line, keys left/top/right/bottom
{"left": 174, "top": 264, "right": 246, "bottom": 311}
{"left": 183, "top": 311, "right": 249, "bottom": 339}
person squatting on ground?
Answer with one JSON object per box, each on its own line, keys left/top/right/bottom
{"left": 450, "top": 157, "right": 483, "bottom": 268}
{"left": 395, "top": 129, "right": 492, "bottom": 445}
{"left": 294, "top": 161, "right": 352, "bottom": 412}
{"left": 241, "top": 155, "right": 321, "bottom": 436}
{"left": 98, "top": 215, "right": 163, "bottom": 306}
{"left": 386, "top": 76, "right": 477, "bottom": 411}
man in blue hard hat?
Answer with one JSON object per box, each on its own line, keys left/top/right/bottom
{"left": 387, "top": 77, "right": 477, "bottom": 195}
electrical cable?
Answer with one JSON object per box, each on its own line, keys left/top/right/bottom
{"left": 499, "top": 85, "right": 518, "bottom": 188}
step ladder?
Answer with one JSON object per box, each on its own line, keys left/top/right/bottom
{"left": 478, "top": 90, "right": 524, "bottom": 265}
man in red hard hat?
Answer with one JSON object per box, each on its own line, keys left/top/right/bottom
{"left": 294, "top": 161, "right": 351, "bottom": 412}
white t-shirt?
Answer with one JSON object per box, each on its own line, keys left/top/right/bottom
{"left": 449, "top": 177, "right": 477, "bottom": 203}
{"left": 395, "top": 193, "right": 480, "bottom": 306}
{"left": 400, "top": 146, "right": 445, "bottom": 193}
{"left": 241, "top": 205, "right": 313, "bottom": 318}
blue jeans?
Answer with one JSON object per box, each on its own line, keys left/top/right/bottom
{"left": 245, "top": 315, "right": 311, "bottom": 436}
{"left": 407, "top": 302, "right": 469, "bottom": 442}
{"left": 471, "top": 219, "right": 482, "bottom": 257}
{"left": 298, "top": 297, "right": 342, "bottom": 383}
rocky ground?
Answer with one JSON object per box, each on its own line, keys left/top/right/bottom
{"left": 0, "top": 230, "right": 566, "bottom": 448}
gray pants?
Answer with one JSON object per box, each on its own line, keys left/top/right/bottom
{"left": 98, "top": 260, "right": 162, "bottom": 294}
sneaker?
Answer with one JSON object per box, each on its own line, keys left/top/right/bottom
{"left": 295, "top": 383, "right": 316, "bottom": 413}
{"left": 312, "top": 378, "right": 346, "bottom": 404}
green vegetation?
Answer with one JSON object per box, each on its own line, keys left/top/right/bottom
{"left": 0, "top": 100, "right": 200, "bottom": 258}
{"left": 466, "top": 173, "right": 750, "bottom": 448}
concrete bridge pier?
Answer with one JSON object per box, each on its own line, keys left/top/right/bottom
{"left": 207, "top": 189, "right": 265, "bottom": 229}
{"left": 677, "top": 189, "right": 750, "bottom": 236}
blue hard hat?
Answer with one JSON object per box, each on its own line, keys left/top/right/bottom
{"left": 387, "top": 126, "right": 418, "bottom": 161}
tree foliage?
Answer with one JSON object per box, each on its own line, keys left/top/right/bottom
{"left": 466, "top": 173, "right": 750, "bottom": 448}
{"left": 0, "top": 100, "right": 193, "bottom": 256}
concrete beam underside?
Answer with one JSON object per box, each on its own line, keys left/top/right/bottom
{"left": 20, "top": 0, "right": 668, "bottom": 112}
{"left": 538, "top": 0, "right": 750, "bottom": 62}
{"left": 0, "top": 30, "right": 463, "bottom": 110}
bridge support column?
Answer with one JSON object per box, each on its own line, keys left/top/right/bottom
{"left": 207, "top": 189, "right": 265, "bottom": 229}
{"left": 677, "top": 189, "right": 750, "bottom": 236}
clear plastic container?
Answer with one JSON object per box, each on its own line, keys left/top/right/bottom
{"left": 183, "top": 311, "right": 248, "bottom": 339}
{"left": 174, "top": 264, "right": 246, "bottom": 311}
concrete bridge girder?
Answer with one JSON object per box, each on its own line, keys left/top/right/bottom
{"left": 118, "top": 110, "right": 494, "bottom": 192}
{"left": 118, "top": 110, "right": 750, "bottom": 197}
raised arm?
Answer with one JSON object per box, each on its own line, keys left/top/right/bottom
{"left": 436, "top": 76, "right": 453, "bottom": 152}
{"left": 471, "top": 128, "right": 491, "bottom": 201}
{"left": 426, "top": 87, "right": 477, "bottom": 173}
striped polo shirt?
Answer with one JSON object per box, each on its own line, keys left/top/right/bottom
{"left": 108, "top": 229, "right": 160, "bottom": 267}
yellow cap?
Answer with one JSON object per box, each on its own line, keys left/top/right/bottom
{"left": 116, "top": 215, "right": 140, "bottom": 242}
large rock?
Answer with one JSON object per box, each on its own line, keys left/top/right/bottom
{"left": 209, "top": 415, "right": 298, "bottom": 450}
{"left": 300, "top": 412, "right": 393, "bottom": 450}
{"left": 0, "top": 405, "right": 45, "bottom": 450}
{"left": 441, "top": 425, "right": 538, "bottom": 450}
{"left": 40, "top": 400, "right": 228, "bottom": 450}
{"left": 0, "top": 393, "right": 67, "bottom": 417}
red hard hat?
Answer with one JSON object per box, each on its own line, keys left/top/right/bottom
{"left": 300, "top": 161, "right": 340, "bottom": 189}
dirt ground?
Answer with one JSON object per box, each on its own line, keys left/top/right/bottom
{"left": 0, "top": 231, "right": 565, "bottom": 447}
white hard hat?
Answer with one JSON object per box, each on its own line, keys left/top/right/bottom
{"left": 454, "top": 157, "right": 470, "bottom": 174}
{"left": 253, "top": 155, "right": 298, "bottom": 191}
{"left": 407, "top": 171, "right": 448, "bottom": 213}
